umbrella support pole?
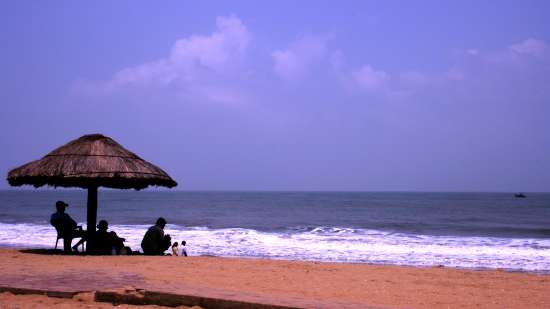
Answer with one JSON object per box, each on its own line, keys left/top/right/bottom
{"left": 86, "top": 186, "right": 98, "bottom": 254}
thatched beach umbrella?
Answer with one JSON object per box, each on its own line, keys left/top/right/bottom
{"left": 7, "top": 134, "right": 177, "bottom": 253}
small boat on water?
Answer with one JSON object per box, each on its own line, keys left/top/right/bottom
{"left": 514, "top": 193, "right": 526, "bottom": 198}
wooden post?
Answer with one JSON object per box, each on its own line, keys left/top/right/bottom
{"left": 86, "top": 186, "right": 98, "bottom": 254}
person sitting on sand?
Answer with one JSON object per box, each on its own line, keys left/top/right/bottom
{"left": 171, "top": 242, "right": 179, "bottom": 256}
{"left": 50, "top": 200, "right": 86, "bottom": 253}
{"left": 94, "top": 220, "right": 126, "bottom": 255}
{"left": 141, "top": 217, "right": 171, "bottom": 255}
{"left": 180, "top": 240, "right": 188, "bottom": 257}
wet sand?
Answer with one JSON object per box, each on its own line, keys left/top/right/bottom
{"left": 0, "top": 249, "right": 549, "bottom": 308}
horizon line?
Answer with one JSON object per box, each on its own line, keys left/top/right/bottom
{"left": 0, "top": 188, "right": 547, "bottom": 194}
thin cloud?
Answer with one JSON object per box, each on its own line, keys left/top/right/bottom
{"left": 352, "top": 65, "right": 390, "bottom": 92}
{"left": 75, "top": 16, "right": 252, "bottom": 105}
{"left": 271, "top": 35, "right": 331, "bottom": 82}
{"left": 341, "top": 38, "right": 550, "bottom": 101}
{"left": 509, "top": 38, "right": 548, "bottom": 56}
{"left": 112, "top": 16, "right": 250, "bottom": 87}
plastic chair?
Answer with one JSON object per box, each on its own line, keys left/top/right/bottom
{"left": 53, "top": 226, "right": 85, "bottom": 252}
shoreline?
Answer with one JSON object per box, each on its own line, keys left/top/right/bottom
{"left": 2, "top": 244, "right": 550, "bottom": 275}
{"left": 1, "top": 248, "right": 549, "bottom": 308}
{"left": 2, "top": 243, "right": 549, "bottom": 275}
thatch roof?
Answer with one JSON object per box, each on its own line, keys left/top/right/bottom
{"left": 7, "top": 134, "right": 177, "bottom": 190}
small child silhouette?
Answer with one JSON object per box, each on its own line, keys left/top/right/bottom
{"left": 171, "top": 242, "right": 179, "bottom": 256}
{"left": 180, "top": 240, "right": 188, "bottom": 256}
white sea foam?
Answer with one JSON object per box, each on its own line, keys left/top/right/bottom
{"left": 1, "top": 222, "right": 549, "bottom": 272}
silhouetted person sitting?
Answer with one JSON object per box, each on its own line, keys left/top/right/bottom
{"left": 180, "top": 240, "right": 188, "bottom": 257}
{"left": 50, "top": 200, "right": 86, "bottom": 253}
{"left": 171, "top": 242, "right": 179, "bottom": 256}
{"left": 94, "top": 220, "right": 126, "bottom": 255}
{"left": 141, "top": 217, "right": 171, "bottom": 255}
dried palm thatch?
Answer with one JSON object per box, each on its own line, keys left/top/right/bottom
{"left": 7, "top": 134, "right": 177, "bottom": 190}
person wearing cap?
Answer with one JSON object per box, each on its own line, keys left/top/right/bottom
{"left": 50, "top": 200, "right": 86, "bottom": 253}
{"left": 140, "top": 217, "right": 171, "bottom": 255}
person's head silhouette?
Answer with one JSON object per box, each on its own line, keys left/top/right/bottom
{"left": 97, "top": 220, "right": 108, "bottom": 232}
{"left": 55, "top": 200, "right": 68, "bottom": 213}
{"left": 156, "top": 217, "right": 167, "bottom": 229}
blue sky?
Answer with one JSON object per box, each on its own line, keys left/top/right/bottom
{"left": 1, "top": 1, "right": 549, "bottom": 191}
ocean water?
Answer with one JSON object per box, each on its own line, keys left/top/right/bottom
{"left": 0, "top": 190, "right": 549, "bottom": 272}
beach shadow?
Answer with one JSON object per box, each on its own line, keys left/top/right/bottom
{"left": 18, "top": 248, "right": 143, "bottom": 256}
{"left": 19, "top": 248, "right": 84, "bottom": 255}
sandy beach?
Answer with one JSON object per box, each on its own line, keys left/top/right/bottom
{"left": 0, "top": 249, "right": 549, "bottom": 308}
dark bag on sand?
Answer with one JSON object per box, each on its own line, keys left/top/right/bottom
{"left": 119, "top": 246, "right": 132, "bottom": 255}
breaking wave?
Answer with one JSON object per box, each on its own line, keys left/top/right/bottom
{"left": 1, "top": 222, "right": 549, "bottom": 273}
